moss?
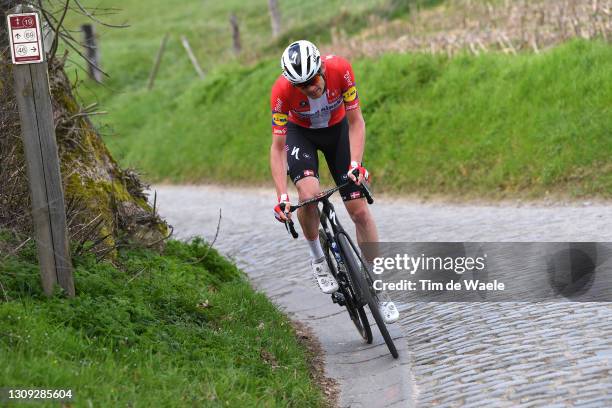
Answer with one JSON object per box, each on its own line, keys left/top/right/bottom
{"left": 64, "top": 173, "right": 117, "bottom": 250}
{"left": 46, "top": 58, "right": 168, "bottom": 256}
{"left": 1, "top": 57, "right": 167, "bottom": 258}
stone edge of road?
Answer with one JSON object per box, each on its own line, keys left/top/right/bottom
{"left": 150, "top": 184, "right": 612, "bottom": 209}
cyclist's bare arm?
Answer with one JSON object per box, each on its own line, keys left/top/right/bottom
{"left": 346, "top": 107, "right": 366, "bottom": 164}
{"left": 270, "top": 134, "right": 288, "bottom": 198}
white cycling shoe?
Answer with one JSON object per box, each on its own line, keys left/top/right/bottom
{"left": 379, "top": 301, "right": 399, "bottom": 324}
{"left": 311, "top": 259, "right": 339, "bottom": 294}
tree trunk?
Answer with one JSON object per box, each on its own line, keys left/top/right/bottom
{"left": 1, "top": 2, "right": 168, "bottom": 257}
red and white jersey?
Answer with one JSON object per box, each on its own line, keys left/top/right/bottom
{"left": 270, "top": 55, "right": 360, "bottom": 136}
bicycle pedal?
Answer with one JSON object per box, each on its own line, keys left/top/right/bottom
{"left": 331, "top": 291, "right": 346, "bottom": 306}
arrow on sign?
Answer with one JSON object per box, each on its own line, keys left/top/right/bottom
{"left": 31, "top": 46, "right": 37, "bottom": 52}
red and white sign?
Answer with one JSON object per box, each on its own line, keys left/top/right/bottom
{"left": 6, "top": 12, "right": 44, "bottom": 64}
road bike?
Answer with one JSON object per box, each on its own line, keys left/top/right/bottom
{"left": 280, "top": 175, "right": 398, "bottom": 359}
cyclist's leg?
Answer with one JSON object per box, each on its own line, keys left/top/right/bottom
{"left": 344, "top": 200, "right": 378, "bottom": 248}
{"left": 286, "top": 124, "right": 320, "bottom": 241}
{"left": 287, "top": 124, "right": 339, "bottom": 293}
{"left": 321, "top": 117, "right": 379, "bottom": 250}
{"left": 296, "top": 177, "right": 320, "bottom": 241}
{"left": 324, "top": 118, "right": 398, "bottom": 323}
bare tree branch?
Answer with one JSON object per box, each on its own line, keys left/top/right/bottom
{"left": 38, "top": 0, "right": 69, "bottom": 59}
{"left": 58, "top": 30, "right": 110, "bottom": 78}
{"left": 73, "top": 0, "right": 129, "bottom": 28}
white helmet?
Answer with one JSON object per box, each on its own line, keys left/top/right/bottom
{"left": 280, "top": 40, "right": 321, "bottom": 85}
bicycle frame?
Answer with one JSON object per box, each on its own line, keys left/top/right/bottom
{"left": 279, "top": 177, "right": 399, "bottom": 358}
{"left": 318, "top": 198, "right": 346, "bottom": 273}
{"left": 318, "top": 197, "right": 372, "bottom": 306}
{"left": 281, "top": 172, "right": 373, "bottom": 239}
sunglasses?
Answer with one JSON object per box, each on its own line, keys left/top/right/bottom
{"left": 294, "top": 72, "right": 322, "bottom": 88}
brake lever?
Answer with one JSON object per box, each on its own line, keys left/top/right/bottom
{"left": 361, "top": 181, "right": 374, "bottom": 205}
{"left": 286, "top": 219, "right": 299, "bottom": 239}
{"left": 279, "top": 202, "right": 299, "bottom": 238}
{"left": 350, "top": 168, "right": 374, "bottom": 205}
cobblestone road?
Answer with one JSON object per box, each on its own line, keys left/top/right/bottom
{"left": 154, "top": 185, "right": 611, "bottom": 407}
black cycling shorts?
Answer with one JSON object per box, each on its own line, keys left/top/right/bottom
{"left": 286, "top": 116, "right": 364, "bottom": 202}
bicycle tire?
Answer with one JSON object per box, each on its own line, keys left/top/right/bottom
{"left": 320, "top": 230, "right": 372, "bottom": 344}
{"left": 337, "top": 233, "right": 399, "bottom": 359}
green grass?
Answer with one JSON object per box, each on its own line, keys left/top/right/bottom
{"left": 360, "top": 40, "right": 612, "bottom": 197}
{"left": 62, "top": 0, "right": 401, "bottom": 94}
{"left": 84, "top": 39, "right": 611, "bottom": 198}
{"left": 62, "top": 1, "right": 611, "bottom": 198}
{"left": 0, "top": 237, "right": 326, "bottom": 407}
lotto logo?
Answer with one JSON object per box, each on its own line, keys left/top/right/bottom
{"left": 343, "top": 86, "right": 357, "bottom": 102}
{"left": 272, "top": 112, "right": 288, "bottom": 126}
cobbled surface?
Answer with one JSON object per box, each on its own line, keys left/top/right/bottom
{"left": 154, "top": 185, "right": 612, "bottom": 407}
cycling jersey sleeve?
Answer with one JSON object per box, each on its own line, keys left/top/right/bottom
{"left": 270, "top": 79, "right": 289, "bottom": 136}
{"left": 339, "top": 58, "right": 360, "bottom": 111}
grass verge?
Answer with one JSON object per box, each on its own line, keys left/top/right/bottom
{"left": 0, "top": 235, "right": 328, "bottom": 407}
{"left": 92, "top": 39, "right": 611, "bottom": 198}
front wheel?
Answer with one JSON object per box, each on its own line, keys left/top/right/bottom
{"left": 320, "top": 229, "right": 372, "bottom": 343}
{"left": 337, "top": 232, "right": 399, "bottom": 359}
{"left": 367, "top": 298, "right": 399, "bottom": 358}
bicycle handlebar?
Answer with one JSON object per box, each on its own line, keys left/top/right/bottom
{"left": 280, "top": 169, "right": 374, "bottom": 239}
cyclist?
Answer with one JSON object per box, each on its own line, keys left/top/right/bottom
{"left": 270, "top": 40, "right": 399, "bottom": 324}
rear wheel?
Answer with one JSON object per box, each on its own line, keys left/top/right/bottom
{"left": 337, "top": 233, "right": 399, "bottom": 359}
{"left": 320, "top": 230, "right": 372, "bottom": 343}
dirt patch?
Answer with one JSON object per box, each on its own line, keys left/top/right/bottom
{"left": 291, "top": 319, "right": 340, "bottom": 408}
{"left": 322, "top": 0, "right": 611, "bottom": 59}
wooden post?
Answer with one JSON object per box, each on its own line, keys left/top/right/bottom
{"left": 268, "top": 0, "right": 281, "bottom": 38}
{"left": 147, "top": 33, "right": 168, "bottom": 90}
{"left": 9, "top": 7, "right": 75, "bottom": 297}
{"left": 180, "top": 35, "right": 205, "bottom": 80}
{"left": 81, "top": 23, "right": 102, "bottom": 83}
{"left": 229, "top": 13, "right": 241, "bottom": 55}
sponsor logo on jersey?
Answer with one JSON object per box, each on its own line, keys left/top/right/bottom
{"left": 344, "top": 71, "right": 354, "bottom": 86}
{"left": 350, "top": 191, "right": 361, "bottom": 199}
{"left": 294, "top": 98, "right": 343, "bottom": 119}
{"left": 272, "top": 112, "right": 288, "bottom": 126}
{"left": 303, "top": 153, "right": 311, "bottom": 159}
{"left": 273, "top": 128, "right": 286, "bottom": 135}
{"left": 275, "top": 98, "right": 283, "bottom": 112}
{"left": 343, "top": 86, "right": 357, "bottom": 102}
{"left": 291, "top": 147, "right": 300, "bottom": 160}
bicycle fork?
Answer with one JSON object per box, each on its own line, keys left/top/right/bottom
{"left": 321, "top": 220, "right": 349, "bottom": 307}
